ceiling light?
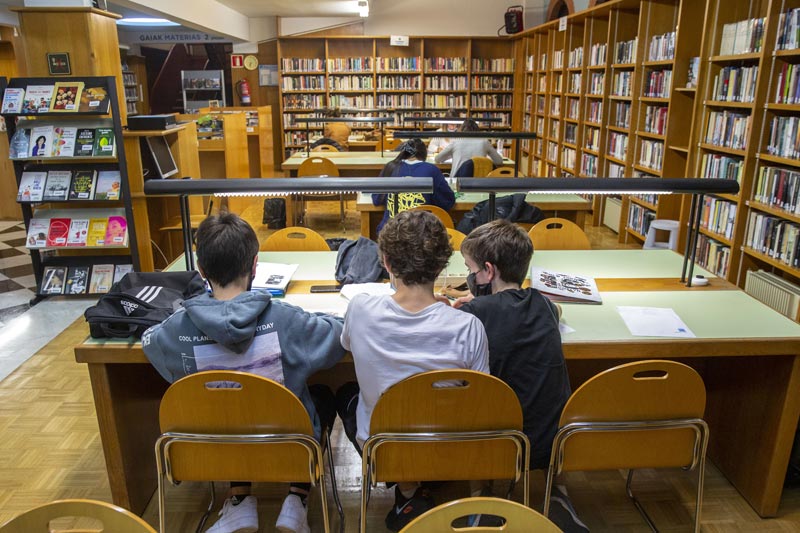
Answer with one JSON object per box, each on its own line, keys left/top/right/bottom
{"left": 358, "top": 0, "right": 369, "bottom": 17}
{"left": 117, "top": 17, "right": 181, "bottom": 27}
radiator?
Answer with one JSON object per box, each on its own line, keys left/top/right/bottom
{"left": 744, "top": 270, "right": 800, "bottom": 321}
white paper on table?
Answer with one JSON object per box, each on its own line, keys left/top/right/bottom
{"left": 339, "top": 282, "right": 395, "bottom": 301}
{"left": 559, "top": 322, "right": 576, "bottom": 335}
{"left": 616, "top": 306, "right": 696, "bottom": 338}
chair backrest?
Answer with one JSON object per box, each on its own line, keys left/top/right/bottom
{"left": 400, "top": 497, "right": 561, "bottom": 533}
{"left": 559, "top": 360, "right": 707, "bottom": 471}
{"left": 471, "top": 156, "right": 495, "bottom": 178}
{"left": 159, "top": 371, "right": 315, "bottom": 483}
{"left": 297, "top": 156, "right": 340, "bottom": 177}
{"left": 528, "top": 217, "right": 591, "bottom": 250}
{"left": 369, "top": 370, "right": 523, "bottom": 482}
{"left": 239, "top": 203, "right": 264, "bottom": 229}
{"left": 446, "top": 228, "right": 466, "bottom": 251}
{"left": 376, "top": 137, "right": 403, "bottom": 151}
{"left": 312, "top": 144, "right": 339, "bottom": 152}
{"left": 410, "top": 204, "right": 454, "bottom": 228}
{"left": 262, "top": 227, "right": 330, "bottom": 251}
{"left": 487, "top": 166, "right": 518, "bottom": 178}
{"left": 0, "top": 499, "right": 157, "bottom": 533}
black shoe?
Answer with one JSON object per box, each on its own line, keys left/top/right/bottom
{"left": 384, "top": 487, "right": 435, "bottom": 532}
{"left": 549, "top": 486, "right": 589, "bottom": 533}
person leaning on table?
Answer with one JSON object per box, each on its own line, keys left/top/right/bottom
{"left": 434, "top": 118, "right": 503, "bottom": 177}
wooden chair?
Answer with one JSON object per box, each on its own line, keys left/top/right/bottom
{"left": 446, "top": 228, "right": 466, "bottom": 251}
{"left": 471, "top": 156, "right": 495, "bottom": 177}
{"left": 544, "top": 360, "right": 709, "bottom": 533}
{"left": 360, "top": 370, "right": 530, "bottom": 533}
{"left": 376, "top": 137, "right": 403, "bottom": 151}
{"left": 261, "top": 226, "right": 330, "bottom": 251}
{"left": 312, "top": 144, "right": 339, "bottom": 152}
{"left": 528, "top": 217, "right": 591, "bottom": 250}
{"left": 400, "top": 497, "right": 561, "bottom": 533}
{"left": 156, "top": 371, "right": 340, "bottom": 533}
{"left": 487, "top": 166, "right": 519, "bottom": 177}
{"left": 410, "top": 204, "right": 455, "bottom": 228}
{"left": 296, "top": 156, "right": 344, "bottom": 226}
{"left": 0, "top": 499, "right": 157, "bottom": 533}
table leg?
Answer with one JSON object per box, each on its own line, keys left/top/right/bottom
{"left": 360, "top": 212, "right": 372, "bottom": 239}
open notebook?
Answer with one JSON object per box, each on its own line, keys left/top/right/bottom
{"left": 252, "top": 262, "right": 299, "bottom": 297}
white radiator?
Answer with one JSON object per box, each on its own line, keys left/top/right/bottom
{"left": 744, "top": 270, "right": 800, "bottom": 321}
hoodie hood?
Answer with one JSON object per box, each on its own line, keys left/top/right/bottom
{"left": 183, "top": 290, "right": 272, "bottom": 353}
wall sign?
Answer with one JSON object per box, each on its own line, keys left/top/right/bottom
{"left": 231, "top": 54, "right": 244, "bottom": 68}
{"left": 47, "top": 53, "right": 71, "bottom": 76}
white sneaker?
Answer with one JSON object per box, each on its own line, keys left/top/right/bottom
{"left": 275, "top": 494, "right": 310, "bottom": 533}
{"left": 205, "top": 496, "right": 259, "bottom": 533}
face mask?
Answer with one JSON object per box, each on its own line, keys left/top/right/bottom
{"left": 466, "top": 271, "right": 492, "bottom": 297}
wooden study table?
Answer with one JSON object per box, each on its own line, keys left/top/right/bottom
{"left": 74, "top": 250, "right": 800, "bottom": 519}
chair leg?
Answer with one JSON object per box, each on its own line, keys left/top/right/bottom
{"left": 157, "top": 470, "right": 167, "bottom": 533}
{"left": 626, "top": 469, "right": 658, "bottom": 532}
{"left": 195, "top": 481, "right": 216, "bottom": 533}
{"left": 543, "top": 463, "right": 556, "bottom": 517}
{"left": 324, "top": 430, "right": 345, "bottom": 533}
{"left": 359, "top": 464, "right": 371, "bottom": 533}
{"left": 318, "top": 462, "right": 332, "bottom": 533}
{"left": 694, "top": 455, "right": 707, "bottom": 533}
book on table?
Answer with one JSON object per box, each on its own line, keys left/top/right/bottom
{"left": 530, "top": 266, "right": 602, "bottom": 304}
{"left": 252, "top": 262, "right": 299, "bottom": 297}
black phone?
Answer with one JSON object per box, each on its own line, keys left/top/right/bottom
{"left": 310, "top": 285, "right": 343, "bottom": 293}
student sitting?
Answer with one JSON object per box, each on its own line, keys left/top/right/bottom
{"left": 336, "top": 210, "right": 489, "bottom": 532}
{"left": 372, "top": 138, "right": 455, "bottom": 233}
{"left": 434, "top": 118, "right": 503, "bottom": 176}
{"left": 142, "top": 212, "right": 346, "bottom": 533}
{"left": 427, "top": 108, "right": 461, "bottom": 157}
{"left": 323, "top": 107, "right": 351, "bottom": 150}
{"left": 452, "top": 219, "right": 589, "bottom": 533}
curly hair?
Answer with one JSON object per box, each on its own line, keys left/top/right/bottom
{"left": 378, "top": 210, "right": 452, "bottom": 285}
{"left": 461, "top": 219, "right": 533, "bottom": 285}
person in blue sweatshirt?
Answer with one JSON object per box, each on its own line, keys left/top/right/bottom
{"left": 141, "top": 212, "right": 345, "bottom": 533}
{"left": 372, "top": 138, "right": 455, "bottom": 233}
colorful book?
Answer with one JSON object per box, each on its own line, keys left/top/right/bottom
{"left": 26, "top": 218, "right": 49, "bottom": 248}
{"left": 28, "top": 125, "right": 54, "bottom": 158}
{"left": 89, "top": 264, "right": 114, "bottom": 293}
{"left": 68, "top": 170, "right": 96, "bottom": 200}
{"left": 21, "top": 85, "right": 54, "bottom": 114}
{"left": 65, "top": 265, "right": 89, "bottom": 294}
{"left": 85, "top": 218, "right": 108, "bottom": 247}
{"left": 49, "top": 82, "right": 84, "bottom": 112}
{"left": 94, "top": 170, "right": 121, "bottom": 200}
{"left": 17, "top": 171, "right": 47, "bottom": 202}
{"left": 66, "top": 219, "right": 89, "bottom": 247}
{"left": 78, "top": 86, "right": 109, "bottom": 113}
{"left": 42, "top": 170, "right": 72, "bottom": 201}
{"left": 75, "top": 128, "right": 95, "bottom": 156}
{"left": 46, "top": 217, "right": 71, "bottom": 247}
{"left": 113, "top": 264, "right": 133, "bottom": 284}
{"left": 1, "top": 88, "right": 25, "bottom": 113}
{"left": 51, "top": 126, "right": 77, "bottom": 157}
{"left": 530, "top": 266, "right": 602, "bottom": 304}
{"left": 41, "top": 266, "right": 66, "bottom": 295}
{"left": 92, "top": 128, "right": 115, "bottom": 157}
{"left": 104, "top": 215, "right": 128, "bottom": 246}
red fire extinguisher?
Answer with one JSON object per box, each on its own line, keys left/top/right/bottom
{"left": 236, "top": 78, "right": 252, "bottom": 106}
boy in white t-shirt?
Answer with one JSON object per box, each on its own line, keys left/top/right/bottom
{"left": 336, "top": 210, "right": 489, "bottom": 532}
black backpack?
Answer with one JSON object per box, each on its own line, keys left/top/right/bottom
{"left": 84, "top": 271, "right": 206, "bottom": 339}
{"left": 456, "top": 193, "right": 545, "bottom": 234}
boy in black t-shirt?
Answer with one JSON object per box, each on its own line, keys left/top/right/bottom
{"left": 453, "top": 219, "right": 589, "bottom": 532}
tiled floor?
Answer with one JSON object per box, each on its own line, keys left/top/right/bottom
{"left": 0, "top": 221, "right": 36, "bottom": 326}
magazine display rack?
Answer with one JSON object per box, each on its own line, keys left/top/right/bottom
{"left": 2, "top": 75, "right": 138, "bottom": 303}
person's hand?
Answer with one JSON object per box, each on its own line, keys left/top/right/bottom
{"left": 434, "top": 293, "right": 452, "bottom": 306}
{"left": 451, "top": 293, "right": 474, "bottom": 309}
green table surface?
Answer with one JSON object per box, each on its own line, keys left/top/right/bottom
{"left": 281, "top": 151, "right": 514, "bottom": 169}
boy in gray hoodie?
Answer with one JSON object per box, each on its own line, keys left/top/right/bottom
{"left": 142, "top": 212, "right": 345, "bottom": 533}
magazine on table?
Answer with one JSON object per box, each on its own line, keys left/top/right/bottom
{"left": 530, "top": 266, "right": 602, "bottom": 304}
{"left": 252, "top": 262, "right": 299, "bottom": 297}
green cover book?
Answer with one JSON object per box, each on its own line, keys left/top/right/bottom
{"left": 92, "top": 128, "right": 115, "bottom": 157}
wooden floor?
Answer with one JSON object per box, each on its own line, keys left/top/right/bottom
{"left": 2, "top": 204, "right": 800, "bottom": 531}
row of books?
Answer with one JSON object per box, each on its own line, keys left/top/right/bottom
{"left": 613, "top": 101, "right": 631, "bottom": 128}
{"left": 767, "top": 115, "right": 800, "bottom": 159}
{"left": 376, "top": 94, "right": 420, "bottom": 108}
{"left": 17, "top": 169, "right": 120, "bottom": 203}
{"left": 424, "top": 57, "right": 467, "bottom": 72}
{"left": 423, "top": 94, "right": 466, "bottom": 108}
{"left": 746, "top": 211, "right": 800, "bottom": 267}
{"left": 15, "top": 125, "right": 115, "bottom": 159}
{"left": 424, "top": 77, "right": 466, "bottom": 91}
{"left": 700, "top": 197, "right": 737, "bottom": 240}
{"left": 281, "top": 76, "right": 325, "bottom": 91}
{"left": 472, "top": 58, "right": 514, "bottom": 72}
{"left": 588, "top": 101, "right": 602, "bottom": 123}
{"left": 564, "top": 123, "right": 577, "bottom": 144}
{"left": 611, "top": 71, "right": 633, "bottom": 97}
{"left": 643, "top": 69, "right": 672, "bottom": 98}
{"left": 589, "top": 43, "right": 607, "bottom": 67}
{"left": 754, "top": 165, "right": 800, "bottom": 213}
{"left": 552, "top": 50, "right": 564, "bottom": 70}
{"left": 588, "top": 72, "right": 604, "bottom": 95}
{"left": 471, "top": 94, "right": 512, "bottom": 108}
{"left": 282, "top": 94, "right": 325, "bottom": 110}
{"left": 27, "top": 215, "right": 128, "bottom": 248}
{"left": 40, "top": 263, "right": 132, "bottom": 296}
{"left": 581, "top": 153, "right": 598, "bottom": 177}
{"left": 378, "top": 76, "right": 420, "bottom": 90}
{"left": 547, "top": 141, "right": 558, "bottom": 163}
{"left": 328, "top": 76, "right": 374, "bottom": 91}
{"left": 281, "top": 58, "right": 325, "bottom": 72}
{"left": 696, "top": 234, "right": 730, "bottom": 277}
{"left": 700, "top": 153, "right": 743, "bottom": 182}
{"left": 704, "top": 110, "right": 750, "bottom": 150}
{"left": 550, "top": 120, "right": 559, "bottom": 140}
{"left": 775, "top": 63, "right": 800, "bottom": 105}
{"left": 777, "top": 8, "right": 800, "bottom": 51}
{"left": 615, "top": 38, "right": 637, "bottom": 64}
{"left": 568, "top": 73, "right": 581, "bottom": 94}
{"left": 566, "top": 98, "right": 579, "bottom": 120}
{"left": 328, "top": 94, "right": 374, "bottom": 108}
{"left": 643, "top": 105, "right": 668, "bottom": 135}
{"left": 609, "top": 161, "right": 625, "bottom": 178}
{"left": 719, "top": 17, "right": 765, "bottom": 56}
{"left": 552, "top": 74, "right": 563, "bottom": 93}
{"left": 608, "top": 131, "right": 628, "bottom": 160}
{"left": 638, "top": 139, "right": 664, "bottom": 171}
{"left": 561, "top": 146, "right": 576, "bottom": 170}
{"left": 648, "top": 31, "right": 676, "bottom": 62}
{"left": 585, "top": 126, "right": 600, "bottom": 151}
{"left": 472, "top": 76, "right": 513, "bottom": 90}
{"left": 631, "top": 193, "right": 658, "bottom": 206}
{"left": 568, "top": 47, "right": 583, "bottom": 69}
{"left": 712, "top": 65, "right": 758, "bottom": 103}
{"left": 376, "top": 57, "right": 420, "bottom": 71}
{"left": 327, "top": 57, "right": 373, "bottom": 72}
{"left": 1, "top": 82, "right": 109, "bottom": 114}
{"left": 550, "top": 96, "right": 561, "bottom": 116}
{"left": 627, "top": 203, "right": 656, "bottom": 236}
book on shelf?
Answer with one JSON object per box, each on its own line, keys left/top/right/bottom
{"left": 26, "top": 218, "right": 49, "bottom": 248}
{"left": 75, "top": 128, "right": 95, "bottom": 156}
{"left": 65, "top": 265, "right": 89, "bottom": 295}
{"left": 94, "top": 170, "right": 121, "bottom": 200}
{"left": 719, "top": 17, "right": 765, "bottom": 56}
{"left": 104, "top": 215, "right": 128, "bottom": 246}
{"left": 687, "top": 57, "right": 699, "bottom": 89}
{"left": 51, "top": 126, "right": 77, "bottom": 157}
{"left": 43, "top": 170, "right": 72, "bottom": 201}
{"left": 113, "top": 264, "right": 133, "bottom": 284}
{"left": 777, "top": 8, "right": 800, "bottom": 51}
{"left": 89, "top": 264, "right": 114, "bottom": 294}
{"left": 756, "top": 166, "right": 800, "bottom": 213}
{"left": 41, "top": 266, "right": 66, "bottom": 295}
{"left": 78, "top": 85, "right": 110, "bottom": 113}
{"left": 17, "top": 171, "right": 46, "bottom": 202}
{"left": 252, "top": 262, "right": 299, "bottom": 297}
{"left": 92, "top": 128, "right": 115, "bottom": 157}
{"left": 1, "top": 88, "right": 24, "bottom": 113}
{"left": 66, "top": 219, "right": 89, "bottom": 247}
{"left": 28, "top": 125, "right": 54, "bottom": 158}
{"left": 86, "top": 218, "right": 108, "bottom": 247}
{"left": 46, "top": 217, "right": 71, "bottom": 247}
{"left": 69, "top": 170, "right": 96, "bottom": 200}
{"left": 530, "top": 266, "right": 602, "bottom": 304}
{"left": 50, "top": 82, "right": 84, "bottom": 112}
{"left": 22, "top": 85, "right": 54, "bottom": 114}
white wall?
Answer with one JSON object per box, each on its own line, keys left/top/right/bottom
{"left": 0, "top": 7, "right": 18, "bottom": 28}
{"left": 279, "top": 16, "right": 361, "bottom": 37}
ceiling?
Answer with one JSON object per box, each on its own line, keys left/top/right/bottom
{"left": 213, "top": 0, "right": 363, "bottom": 17}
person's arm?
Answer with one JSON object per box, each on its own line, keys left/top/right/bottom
{"left": 485, "top": 140, "right": 504, "bottom": 165}
{"left": 372, "top": 193, "right": 387, "bottom": 206}
{"left": 435, "top": 143, "right": 455, "bottom": 164}
{"left": 141, "top": 322, "right": 176, "bottom": 383}
{"left": 469, "top": 319, "right": 490, "bottom": 374}
{"left": 279, "top": 302, "right": 347, "bottom": 373}
{"left": 430, "top": 168, "right": 456, "bottom": 211}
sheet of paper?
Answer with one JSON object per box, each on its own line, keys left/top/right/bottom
{"left": 559, "top": 322, "right": 576, "bottom": 335}
{"left": 252, "top": 262, "right": 299, "bottom": 293}
{"left": 339, "top": 282, "right": 395, "bottom": 301}
{"left": 616, "top": 306, "right": 696, "bottom": 338}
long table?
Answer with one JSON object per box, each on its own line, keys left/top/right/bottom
{"left": 74, "top": 251, "right": 800, "bottom": 519}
